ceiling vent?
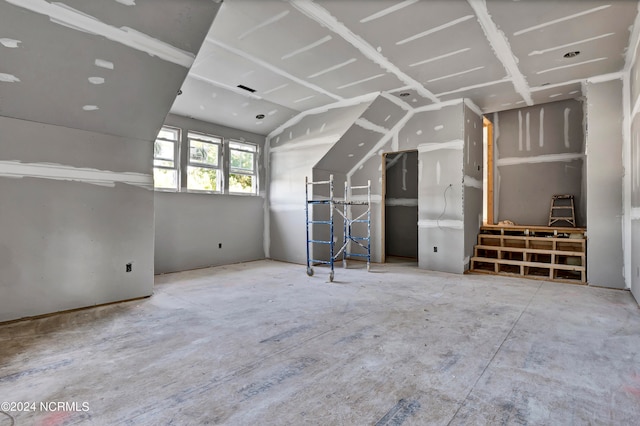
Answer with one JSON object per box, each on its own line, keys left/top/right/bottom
{"left": 237, "top": 84, "right": 256, "bottom": 93}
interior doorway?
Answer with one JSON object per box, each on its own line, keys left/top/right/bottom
{"left": 382, "top": 150, "right": 418, "bottom": 263}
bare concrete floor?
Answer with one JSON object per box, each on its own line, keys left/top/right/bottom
{"left": 1, "top": 260, "right": 640, "bottom": 425}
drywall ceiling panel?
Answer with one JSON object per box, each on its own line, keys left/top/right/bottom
{"left": 359, "top": 96, "right": 407, "bottom": 130}
{"left": 387, "top": 90, "right": 434, "bottom": 108}
{"left": 0, "top": 3, "right": 189, "bottom": 141}
{"left": 53, "top": 0, "right": 216, "bottom": 54}
{"left": 486, "top": 0, "right": 636, "bottom": 87}
{"left": 530, "top": 83, "right": 584, "bottom": 106}
{"left": 171, "top": 76, "right": 296, "bottom": 136}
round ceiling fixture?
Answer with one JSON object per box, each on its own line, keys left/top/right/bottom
{"left": 256, "top": 114, "right": 265, "bottom": 119}
{"left": 399, "top": 92, "right": 411, "bottom": 97}
{"left": 563, "top": 51, "right": 580, "bottom": 58}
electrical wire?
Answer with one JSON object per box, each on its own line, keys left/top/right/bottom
{"left": 436, "top": 184, "right": 452, "bottom": 229}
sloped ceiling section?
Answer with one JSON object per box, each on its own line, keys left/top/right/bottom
{"left": 0, "top": 0, "right": 221, "bottom": 141}
{"left": 172, "top": 0, "right": 638, "bottom": 137}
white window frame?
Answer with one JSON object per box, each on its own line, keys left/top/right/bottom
{"left": 228, "top": 140, "right": 258, "bottom": 195}
{"left": 187, "top": 131, "right": 223, "bottom": 193}
{"left": 153, "top": 126, "right": 180, "bottom": 191}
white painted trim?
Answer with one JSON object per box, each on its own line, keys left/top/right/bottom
{"left": 290, "top": 0, "right": 440, "bottom": 103}
{"left": 356, "top": 118, "right": 389, "bottom": 134}
{"left": 463, "top": 98, "right": 483, "bottom": 117}
{"left": 385, "top": 198, "right": 418, "bottom": 207}
{"left": 467, "top": 0, "right": 533, "bottom": 105}
{"left": 267, "top": 92, "right": 378, "bottom": 140}
{"left": 7, "top": 0, "right": 195, "bottom": 67}
{"left": 418, "top": 140, "right": 464, "bottom": 153}
{"left": 0, "top": 161, "right": 152, "bottom": 189}
{"left": 497, "top": 152, "right": 584, "bottom": 167}
{"left": 206, "top": 37, "right": 342, "bottom": 101}
{"left": 514, "top": 5, "right": 611, "bottom": 36}
{"left": 418, "top": 220, "right": 464, "bottom": 229}
{"left": 464, "top": 175, "right": 482, "bottom": 189}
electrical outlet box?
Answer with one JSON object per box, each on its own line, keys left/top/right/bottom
{"left": 433, "top": 246, "right": 438, "bottom": 253}
{"left": 218, "top": 243, "right": 222, "bottom": 249}
{"left": 126, "top": 263, "right": 132, "bottom": 273}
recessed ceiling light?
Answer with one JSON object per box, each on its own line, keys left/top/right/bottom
{"left": 563, "top": 51, "right": 580, "bottom": 58}
{"left": 256, "top": 114, "right": 265, "bottom": 119}
{"left": 399, "top": 92, "right": 411, "bottom": 97}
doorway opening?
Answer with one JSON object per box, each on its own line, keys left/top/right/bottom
{"left": 382, "top": 150, "right": 418, "bottom": 264}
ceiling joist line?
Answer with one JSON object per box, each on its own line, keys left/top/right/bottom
{"left": 466, "top": 0, "right": 533, "bottom": 106}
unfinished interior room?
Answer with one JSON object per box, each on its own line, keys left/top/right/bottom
{"left": 2, "top": 0, "right": 640, "bottom": 424}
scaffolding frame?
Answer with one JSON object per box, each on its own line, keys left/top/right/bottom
{"left": 305, "top": 174, "right": 371, "bottom": 282}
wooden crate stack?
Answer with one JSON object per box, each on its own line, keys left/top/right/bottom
{"left": 470, "top": 224, "right": 586, "bottom": 284}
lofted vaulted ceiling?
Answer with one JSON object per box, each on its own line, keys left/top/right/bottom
{"left": 171, "top": 0, "right": 639, "bottom": 136}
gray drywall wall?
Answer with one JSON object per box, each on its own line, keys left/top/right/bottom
{"left": 154, "top": 114, "right": 266, "bottom": 274}
{"left": 385, "top": 152, "right": 418, "bottom": 258}
{"left": 630, "top": 49, "right": 640, "bottom": 303}
{"left": 0, "top": 116, "right": 154, "bottom": 322}
{"left": 494, "top": 99, "right": 585, "bottom": 226}
{"left": 154, "top": 192, "right": 264, "bottom": 274}
{"left": 463, "top": 105, "right": 484, "bottom": 270}
{"left": 585, "top": 79, "right": 625, "bottom": 289}
{"left": 268, "top": 100, "right": 372, "bottom": 264}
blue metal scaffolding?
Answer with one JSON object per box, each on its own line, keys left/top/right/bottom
{"left": 305, "top": 174, "right": 371, "bottom": 282}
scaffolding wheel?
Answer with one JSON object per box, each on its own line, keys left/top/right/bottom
{"left": 307, "top": 267, "right": 314, "bottom": 276}
{"left": 329, "top": 271, "right": 334, "bottom": 282}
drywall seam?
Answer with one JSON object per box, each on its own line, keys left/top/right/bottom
{"left": 207, "top": 38, "right": 342, "bottom": 101}
{"left": 623, "top": 72, "right": 632, "bottom": 287}
{"left": 356, "top": 118, "right": 389, "bottom": 134}
{"left": 418, "top": 220, "right": 464, "bottom": 229}
{"left": 0, "top": 73, "right": 20, "bottom": 82}
{"left": 625, "top": 2, "right": 640, "bottom": 70}
{"left": 497, "top": 152, "right": 584, "bottom": 166}
{"left": 238, "top": 10, "right": 289, "bottom": 40}
{"left": 530, "top": 33, "right": 615, "bottom": 56}
{"left": 290, "top": 0, "right": 440, "bottom": 103}
{"left": 436, "top": 78, "right": 509, "bottom": 97}
{"left": 414, "top": 98, "right": 463, "bottom": 113}
{"left": 410, "top": 48, "right": 471, "bottom": 68}
{"left": 269, "top": 135, "right": 340, "bottom": 152}
{"left": 380, "top": 91, "right": 413, "bottom": 111}
{"left": 190, "top": 73, "right": 263, "bottom": 100}
{"left": 467, "top": 0, "right": 533, "bottom": 105}
{"left": 464, "top": 98, "right": 483, "bottom": 117}
{"left": 530, "top": 78, "right": 585, "bottom": 92}
{"left": 0, "top": 160, "right": 152, "bottom": 189}
{"left": 418, "top": 140, "right": 464, "bottom": 153}
{"left": 308, "top": 58, "right": 357, "bottom": 78}
{"left": 267, "top": 92, "right": 378, "bottom": 140}
{"left": 6, "top": 0, "right": 195, "bottom": 67}
{"left": 397, "top": 15, "right": 474, "bottom": 45}
{"left": 283, "top": 35, "right": 332, "bottom": 60}
{"left": 360, "top": 0, "right": 420, "bottom": 23}
{"left": 386, "top": 198, "right": 419, "bottom": 207}
{"left": 263, "top": 136, "right": 271, "bottom": 258}
{"left": 347, "top": 109, "right": 414, "bottom": 178}
{"left": 428, "top": 66, "right": 485, "bottom": 83}
{"left": 538, "top": 58, "right": 608, "bottom": 75}
{"left": 464, "top": 175, "right": 482, "bottom": 189}
{"left": 513, "top": 5, "right": 611, "bottom": 36}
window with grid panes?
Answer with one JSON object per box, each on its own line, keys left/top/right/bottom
{"left": 153, "top": 126, "right": 180, "bottom": 190}
{"left": 228, "top": 141, "right": 258, "bottom": 194}
{"left": 187, "top": 132, "right": 222, "bottom": 192}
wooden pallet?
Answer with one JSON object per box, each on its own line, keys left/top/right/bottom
{"left": 470, "top": 225, "right": 586, "bottom": 284}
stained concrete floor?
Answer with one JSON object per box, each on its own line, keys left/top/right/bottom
{"left": 1, "top": 260, "right": 639, "bottom": 425}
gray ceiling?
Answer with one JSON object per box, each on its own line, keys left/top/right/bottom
{"left": 171, "top": 0, "right": 639, "bottom": 136}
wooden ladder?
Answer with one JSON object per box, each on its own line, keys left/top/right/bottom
{"left": 548, "top": 195, "right": 576, "bottom": 227}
